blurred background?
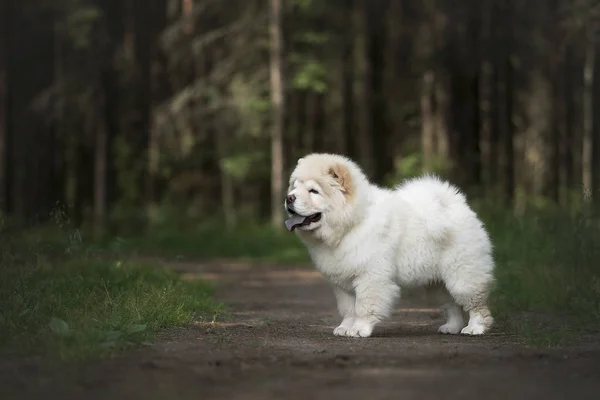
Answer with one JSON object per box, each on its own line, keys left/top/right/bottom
{"left": 0, "top": 0, "right": 599, "bottom": 234}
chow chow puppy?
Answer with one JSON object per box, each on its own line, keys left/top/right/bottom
{"left": 284, "top": 153, "right": 495, "bottom": 337}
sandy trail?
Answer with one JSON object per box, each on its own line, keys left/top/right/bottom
{"left": 4, "top": 261, "right": 600, "bottom": 399}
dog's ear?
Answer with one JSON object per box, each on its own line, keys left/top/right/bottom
{"left": 328, "top": 163, "right": 353, "bottom": 196}
{"left": 297, "top": 157, "right": 305, "bottom": 165}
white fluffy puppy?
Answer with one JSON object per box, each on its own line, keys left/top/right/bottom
{"left": 284, "top": 153, "right": 495, "bottom": 337}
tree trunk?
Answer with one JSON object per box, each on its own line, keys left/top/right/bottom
{"left": 147, "top": 54, "right": 162, "bottom": 223}
{"left": 294, "top": 90, "right": 307, "bottom": 158}
{"left": 519, "top": 69, "right": 554, "bottom": 209}
{"left": 549, "top": 62, "right": 561, "bottom": 204}
{"left": 582, "top": 25, "right": 595, "bottom": 201}
{"left": 311, "top": 92, "right": 325, "bottom": 152}
{"left": 432, "top": 4, "right": 450, "bottom": 170}
{"left": 384, "top": 0, "right": 403, "bottom": 165}
{"left": 355, "top": 0, "right": 373, "bottom": 177}
{"left": 269, "top": 0, "right": 285, "bottom": 228}
{"left": 283, "top": 90, "right": 295, "bottom": 170}
{"left": 54, "top": 18, "right": 77, "bottom": 218}
{"left": 560, "top": 45, "right": 574, "bottom": 205}
{"left": 502, "top": 57, "right": 515, "bottom": 206}
{"left": 341, "top": 1, "right": 356, "bottom": 159}
{"left": 593, "top": 43, "right": 600, "bottom": 202}
{"left": 93, "top": 87, "right": 108, "bottom": 237}
{"left": 221, "top": 165, "right": 236, "bottom": 230}
{"left": 488, "top": 1, "right": 501, "bottom": 197}
{"left": 434, "top": 73, "right": 450, "bottom": 166}
{"left": 215, "top": 125, "right": 236, "bottom": 230}
{"left": 0, "top": 0, "right": 7, "bottom": 213}
{"left": 421, "top": 71, "right": 436, "bottom": 172}
{"left": 479, "top": 0, "right": 493, "bottom": 193}
{"left": 135, "top": 0, "right": 165, "bottom": 223}
{"left": 147, "top": 113, "right": 159, "bottom": 221}
{"left": 182, "top": 0, "right": 193, "bottom": 34}
{"left": 365, "top": 0, "right": 389, "bottom": 184}
{"left": 497, "top": 0, "right": 514, "bottom": 206}
{"left": 449, "top": 8, "right": 482, "bottom": 191}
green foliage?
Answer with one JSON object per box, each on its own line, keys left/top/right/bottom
{"left": 220, "top": 152, "right": 267, "bottom": 181}
{"left": 296, "top": 31, "right": 330, "bottom": 46}
{"left": 289, "top": 4, "right": 331, "bottom": 94}
{"left": 293, "top": 0, "right": 315, "bottom": 12}
{"left": 291, "top": 0, "right": 329, "bottom": 16}
{"left": 65, "top": 4, "right": 103, "bottom": 50}
{"left": 229, "top": 75, "right": 271, "bottom": 138}
{"left": 0, "top": 230, "right": 221, "bottom": 360}
{"left": 291, "top": 60, "right": 329, "bottom": 93}
{"left": 384, "top": 152, "right": 451, "bottom": 187}
{"left": 476, "top": 203, "right": 600, "bottom": 346}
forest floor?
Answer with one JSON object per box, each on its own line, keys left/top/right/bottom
{"left": 3, "top": 260, "right": 600, "bottom": 400}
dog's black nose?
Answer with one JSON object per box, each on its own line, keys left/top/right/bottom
{"left": 286, "top": 194, "right": 296, "bottom": 204}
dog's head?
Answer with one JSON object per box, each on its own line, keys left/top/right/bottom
{"left": 284, "top": 153, "right": 360, "bottom": 237}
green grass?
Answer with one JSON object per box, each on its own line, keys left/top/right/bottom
{"left": 0, "top": 230, "right": 222, "bottom": 361}
{"left": 480, "top": 204, "right": 600, "bottom": 346}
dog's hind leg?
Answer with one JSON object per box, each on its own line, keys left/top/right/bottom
{"left": 424, "top": 284, "right": 466, "bottom": 334}
{"left": 444, "top": 268, "right": 494, "bottom": 336}
{"left": 439, "top": 302, "right": 466, "bottom": 334}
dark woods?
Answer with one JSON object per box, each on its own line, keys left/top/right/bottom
{"left": 0, "top": 0, "right": 599, "bottom": 234}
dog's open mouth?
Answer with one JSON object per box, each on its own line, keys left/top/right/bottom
{"left": 285, "top": 210, "right": 322, "bottom": 232}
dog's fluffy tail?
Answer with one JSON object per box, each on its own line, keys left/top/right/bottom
{"left": 399, "top": 174, "right": 467, "bottom": 206}
{"left": 396, "top": 175, "right": 468, "bottom": 242}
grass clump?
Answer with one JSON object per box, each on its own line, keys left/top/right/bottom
{"left": 0, "top": 228, "right": 222, "bottom": 360}
{"left": 480, "top": 204, "right": 600, "bottom": 346}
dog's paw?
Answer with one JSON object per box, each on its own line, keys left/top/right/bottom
{"left": 345, "top": 319, "right": 374, "bottom": 338}
{"left": 460, "top": 324, "right": 485, "bottom": 335}
{"left": 333, "top": 325, "right": 351, "bottom": 336}
{"left": 333, "top": 317, "right": 355, "bottom": 337}
{"left": 461, "top": 314, "right": 493, "bottom": 335}
{"left": 438, "top": 323, "right": 463, "bottom": 335}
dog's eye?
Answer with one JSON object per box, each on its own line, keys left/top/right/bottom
{"left": 309, "top": 189, "right": 319, "bottom": 195}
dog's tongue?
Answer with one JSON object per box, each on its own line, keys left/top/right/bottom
{"left": 285, "top": 215, "right": 307, "bottom": 232}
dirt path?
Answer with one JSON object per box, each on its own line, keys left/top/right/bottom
{"left": 5, "top": 262, "right": 600, "bottom": 399}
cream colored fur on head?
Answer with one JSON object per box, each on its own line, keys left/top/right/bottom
{"left": 285, "top": 153, "right": 495, "bottom": 337}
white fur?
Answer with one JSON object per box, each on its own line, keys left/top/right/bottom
{"left": 285, "top": 153, "right": 495, "bottom": 337}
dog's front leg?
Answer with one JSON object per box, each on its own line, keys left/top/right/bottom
{"left": 345, "top": 277, "right": 399, "bottom": 338}
{"left": 332, "top": 285, "right": 356, "bottom": 336}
